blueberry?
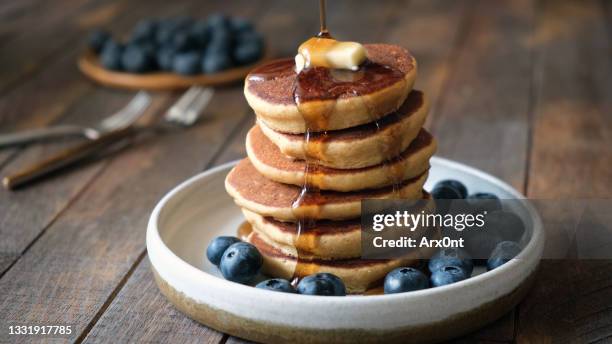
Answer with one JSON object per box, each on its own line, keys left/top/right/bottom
{"left": 467, "top": 192, "right": 502, "bottom": 213}
{"left": 233, "top": 40, "right": 263, "bottom": 65}
{"left": 219, "top": 242, "right": 263, "bottom": 284}
{"left": 130, "top": 19, "right": 157, "bottom": 43}
{"left": 100, "top": 40, "right": 124, "bottom": 70}
{"left": 121, "top": 45, "right": 156, "bottom": 73}
{"left": 464, "top": 225, "right": 502, "bottom": 263}
{"left": 173, "top": 52, "right": 201, "bottom": 75}
{"left": 88, "top": 29, "right": 111, "bottom": 54}
{"left": 190, "top": 20, "right": 211, "bottom": 47}
{"left": 206, "top": 37, "right": 232, "bottom": 55}
{"left": 297, "top": 273, "right": 346, "bottom": 296}
{"left": 155, "top": 46, "right": 174, "bottom": 71}
{"left": 206, "top": 236, "right": 241, "bottom": 266}
{"left": 207, "top": 13, "right": 230, "bottom": 29}
{"left": 487, "top": 241, "right": 522, "bottom": 271}
{"left": 432, "top": 179, "right": 468, "bottom": 199}
{"left": 156, "top": 24, "right": 177, "bottom": 46}
{"left": 172, "top": 31, "right": 197, "bottom": 52}
{"left": 256, "top": 278, "right": 296, "bottom": 293}
{"left": 383, "top": 267, "right": 429, "bottom": 294}
{"left": 428, "top": 248, "right": 473, "bottom": 276}
{"left": 229, "top": 17, "right": 254, "bottom": 34}
{"left": 485, "top": 210, "right": 525, "bottom": 242}
{"left": 430, "top": 265, "right": 468, "bottom": 287}
{"left": 202, "top": 51, "right": 232, "bottom": 73}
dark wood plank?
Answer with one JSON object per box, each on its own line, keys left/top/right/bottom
{"left": 0, "top": 0, "right": 203, "bottom": 277}
{"left": 83, "top": 259, "right": 226, "bottom": 344}
{"left": 517, "top": 0, "right": 612, "bottom": 342}
{"left": 0, "top": 92, "right": 171, "bottom": 275}
{"left": 385, "top": 0, "right": 474, "bottom": 124}
{"left": 427, "top": 0, "right": 534, "bottom": 191}
{"left": 0, "top": 0, "right": 122, "bottom": 93}
{"left": 0, "top": 85, "right": 250, "bottom": 343}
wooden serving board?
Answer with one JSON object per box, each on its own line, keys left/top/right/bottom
{"left": 78, "top": 49, "right": 271, "bottom": 91}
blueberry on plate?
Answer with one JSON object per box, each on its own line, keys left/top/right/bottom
{"left": 88, "top": 29, "right": 111, "bottom": 54}
{"left": 430, "top": 265, "right": 469, "bottom": 287}
{"left": 202, "top": 51, "right": 233, "bottom": 73}
{"left": 383, "top": 267, "right": 429, "bottom": 294}
{"left": 130, "top": 19, "right": 157, "bottom": 43}
{"left": 432, "top": 179, "right": 468, "bottom": 199}
{"left": 207, "top": 13, "right": 230, "bottom": 29}
{"left": 219, "top": 242, "right": 263, "bottom": 284}
{"left": 256, "top": 278, "right": 296, "bottom": 293}
{"left": 156, "top": 22, "right": 178, "bottom": 46}
{"left": 156, "top": 46, "right": 175, "bottom": 71}
{"left": 487, "top": 241, "right": 522, "bottom": 271}
{"left": 121, "top": 45, "right": 156, "bottom": 73}
{"left": 297, "top": 273, "right": 346, "bottom": 296}
{"left": 100, "top": 40, "right": 124, "bottom": 71}
{"left": 467, "top": 192, "right": 502, "bottom": 213}
{"left": 235, "top": 31, "right": 264, "bottom": 46}
{"left": 428, "top": 248, "right": 473, "bottom": 276}
{"left": 173, "top": 52, "right": 201, "bottom": 75}
{"left": 206, "top": 37, "right": 232, "bottom": 55}
{"left": 233, "top": 40, "right": 263, "bottom": 65}
{"left": 206, "top": 236, "right": 241, "bottom": 266}
{"left": 485, "top": 210, "right": 525, "bottom": 242}
{"left": 172, "top": 31, "right": 197, "bottom": 52}
{"left": 190, "top": 20, "right": 211, "bottom": 47}
{"left": 464, "top": 225, "right": 502, "bottom": 263}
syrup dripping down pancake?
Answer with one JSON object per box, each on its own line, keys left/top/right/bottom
{"left": 247, "top": 126, "right": 436, "bottom": 192}
{"left": 225, "top": 158, "right": 428, "bottom": 221}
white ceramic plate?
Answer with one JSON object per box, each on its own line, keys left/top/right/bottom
{"left": 147, "top": 157, "right": 544, "bottom": 344}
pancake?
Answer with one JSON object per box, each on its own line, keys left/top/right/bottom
{"left": 242, "top": 208, "right": 361, "bottom": 259}
{"left": 258, "top": 90, "right": 429, "bottom": 169}
{"left": 247, "top": 230, "right": 423, "bottom": 294}
{"left": 245, "top": 44, "right": 417, "bottom": 133}
{"left": 247, "top": 125, "right": 436, "bottom": 192}
{"left": 225, "top": 158, "right": 428, "bottom": 221}
{"left": 241, "top": 192, "right": 432, "bottom": 260}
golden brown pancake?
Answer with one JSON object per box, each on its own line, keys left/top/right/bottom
{"left": 241, "top": 192, "right": 432, "bottom": 260}
{"left": 247, "top": 230, "right": 423, "bottom": 294}
{"left": 247, "top": 125, "right": 436, "bottom": 191}
{"left": 225, "top": 159, "right": 428, "bottom": 221}
{"left": 245, "top": 44, "right": 417, "bottom": 133}
{"left": 258, "top": 90, "right": 429, "bottom": 169}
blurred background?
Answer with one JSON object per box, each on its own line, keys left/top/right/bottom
{"left": 0, "top": 0, "right": 610, "bottom": 343}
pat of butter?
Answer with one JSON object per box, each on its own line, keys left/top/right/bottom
{"left": 295, "top": 37, "right": 366, "bottom": 72}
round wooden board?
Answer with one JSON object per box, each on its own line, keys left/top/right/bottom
{"left": 78, "top": 49, "right": 271, "bottom": 91}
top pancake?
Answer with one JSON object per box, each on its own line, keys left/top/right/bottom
{"left": 244, "top": 44, "right": 417, "bottom": 133}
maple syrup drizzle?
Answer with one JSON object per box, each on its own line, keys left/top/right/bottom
{"left": 237, "top": 221, "right": 253, "bottom": 241}
{"left": 245, "top": 0, "right": 410, "bottom": 289}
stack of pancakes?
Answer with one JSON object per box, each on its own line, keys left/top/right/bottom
{"left": 225, "top": 44, "right": 437, "bottom": 293}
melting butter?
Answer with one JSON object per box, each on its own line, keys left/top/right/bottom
{"left": 295, "top": 37, "right": 366, "bottom": 72}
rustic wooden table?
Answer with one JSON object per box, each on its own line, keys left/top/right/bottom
{"left": 0, "top": 0, "right": 611, "bottom": 343}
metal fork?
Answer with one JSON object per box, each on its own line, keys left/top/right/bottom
{"left": 3, "top": 87, "right": 214, "bottom": 190}
{"left": 0, "top": 91, "right": 151, "bottom": 148}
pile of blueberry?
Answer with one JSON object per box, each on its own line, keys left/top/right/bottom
{"left": 87, "top": 14, "right": 264, "bottom": 75}
{"left": 207, "top": 236, "right": 346, "bottom": 296}
{"left": 381, "top": 179, "right": 526, "bottom": 294}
